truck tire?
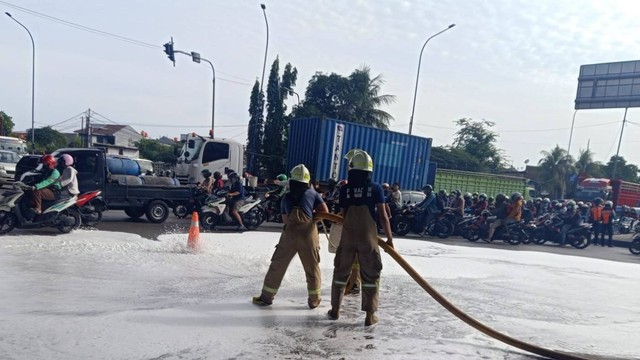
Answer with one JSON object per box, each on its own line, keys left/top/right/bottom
{"left": 145, "top": 200, "right": 170, "bottom": 223}
{"left": 124, "top": 207, "right": 145, "bottom": 219}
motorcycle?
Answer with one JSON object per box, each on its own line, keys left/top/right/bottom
{"left": 173, "top": 186, "right": 213, "bottom": 219}
{"left": 77, "top": 193, "right": 106, "bottom": 227}
{"left": 462, "top": 210, "right": 528, "bottom": 245}
{"left": 259, "top": 192, "right": 283, "bottom": 224}
{"left": 533, "top": 214, "right": 591, "bottom": 249}
{"left": 392, "top": 206, "right": 452, "bottom": 238}
{"left": 0, "top": 182, "right": 99, "bottom": 234}
{"left": 200, "top": 189, "right": 263, "bottom": 231}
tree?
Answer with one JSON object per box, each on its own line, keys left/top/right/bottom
{"left": 246, "top": 80, "right": 264, "bottom": 175}
{"left": 262, "top": 57, "right": 297, "bottom": 178}
{"left": 135, "top": 138, "right": 178, "bottom": 164}
{"left": 605, "top": 155, "right": 639, "bottom": 182}
{"left": 452, "top": 118, "right": 504, "bottom": 171}
{"left": 430, "top": 146, "right": 482, "bottom": 172}
{"left": 292, "top": 66, "right": 395, "bottom": 129}
{"left": 31, "top": 127, "right": 67, "bottom": 153}
{"left": 574, "top": 148, "right": 605, "bottom": 178}
{"left": 0, "top": 111, "right": 15, "bottom": 136}
{"left": 537, "top": 145, "right": 574, "bottom": 199}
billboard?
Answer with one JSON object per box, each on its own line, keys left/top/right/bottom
{"left": 574, "top": 60, "right": 640, "bottom": 110}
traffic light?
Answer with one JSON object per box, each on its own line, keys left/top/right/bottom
{"left": 163, "top": 38, "right": 175, "bottom": 66}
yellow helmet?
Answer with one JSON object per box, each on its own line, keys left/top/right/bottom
{"left": 290, "top": 164, "right": 311, "bottom": 183}
{"left": 344, "top": 148, "right": 364, "bottom": 163}
{"left": 349, "top": 150, "right": 373, "bottom": 172}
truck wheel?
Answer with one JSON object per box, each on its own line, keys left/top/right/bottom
{"left": 124, "top": 208, "right": 145, "bottom": 219}
{"left": 145, "top": 200, "right": 169, "bottom": 223}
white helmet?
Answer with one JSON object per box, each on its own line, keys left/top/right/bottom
{"left": 60, "top": 154, "right": 74, "bottom": 166}
{"left": 349, "top": 150, "right": 373, "bottom": 172}
{"left": 290, "top": 164, "right": 311, "bottom": 184}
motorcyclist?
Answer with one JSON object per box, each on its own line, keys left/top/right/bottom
{"left": 55, "top": 154, "right": 79, "bottom": 198}
{"left": 463, "top": 192, "right": 473, "bottom": 211}
{"left": 322, "top": 178, "right": 340, "bottom": 213}
{"left": 446, "top": 190, "right": 465, "bottom": 224}
{"left": 560, "top": 200, "right": 581, "bottom": 246}
{"left": 415, "top": 184, "right": 438, "bottom": 236}
{"left": 198, "top": 169, "right": 214, "bottom": 194}
{"left": 486, "top": 193, "right": 508, "bottom": 241}
{"left": 266, "top": 174, "right": 288, "bottom": 203}
{"left": 27, "top": 154, "right": 62, "bottom": 215}
{"left": 507, "top": 192, "right": 523, "bottom": 225}
{"left": 212, "top": 171, "right": 225, "bottom": 191}
{"left": 473, "top": 193, "right": 488, "bottom": 216}
{"left": 389, "top": 183, "right": 402, "bottom": 211}
{"left": 436, "top": 189, "right": 448, "bottom": 212}
{"left": 226, "top": 172, "right": 247, "bottom": 231}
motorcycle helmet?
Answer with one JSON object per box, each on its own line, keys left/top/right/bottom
{"left": 439, "top": 189, "right": 448, "bottom": 197}
{"left": 566, "top": 200, "right": 576, "bottom": 210}
{"left": 276, "top": 174, "right": 288, "bottom": 182}
{"left": 488, "top": 196, "right": 494, "bottom": 203}
{"left": 60, "top": 154, "right": 74, "bottom": 166}
{"left": 604, "top": 200, "right": 613, "bottom": 207}
{"left": 422, "top": 184, "right": 433, "bottom": 193}
{"left": 535, "top": 197, "right": 542, "bottom": 204}
{"left": 479, "top": 193, "right": 487, "bottom": 201}
{"left": 454, "top": 189, "right": 461, "bottom": 197}
{"left": 228, "top": 172, "right": 239, "bottom": 181}
{"left": 593, "top": 197, "right": 603, "bottom": 205}
{"left": 511, "top": 192, "right": 523, "bottom": 202}
{"left": 201, "top": 169, "right": 212, "bottom": 177}
{"left": 40, "top": 154, "right": 57, "bottom": 170}
{"left": 472, "top": 192, "right": 478, "bottom": 198}
{"left": 495, "top": 193, "right": 506, "bottom": 205}
{"left": 542, "top": 198, "right": 550, "bottom": 204}
{"left": 576, "top": 201, "right": 584, "bottom": 207}
{"left": 213, "top": 171, "right": 222, "bottom": 180}
{"left": 327, "top": 178, "right": 338, "bottom": 188}
{"left": 463, "top": 192, "right": 472, "bottom": 200}
{"left": 554, "top": 202, "right": 564, "bottom": 210}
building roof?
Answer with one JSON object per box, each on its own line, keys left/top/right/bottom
{"left": 73, "top": 124, "right": 128, "bottom": 136}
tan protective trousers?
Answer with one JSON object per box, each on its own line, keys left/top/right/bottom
{"left": 331, "top": 205, "right": 382, "bottom": 312}
{"left": 260, "top": 208, "right": 321, "bottom": 302}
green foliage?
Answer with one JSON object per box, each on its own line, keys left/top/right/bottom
{"left": 30, "top": 126, "right": 68, "bottom": 153}
{"left": 605, "top": 155, "right": 639, "bottom": 182}
{"left": 0, "top": 111, "right": 15, "bottom": 136}
{"left": 430, "top": 146, "right": 482, "bottom": 171}
{"left": 537, "top": 145, "right": 574, "bottom": 199}
{"left": 452, "top": 118, "right": 504, "bottom": 171}
{"left": 135, "top": 138, "right": 178, "bottom": 164}
{"left": 247, "top": 80, "right": 264, "bottom": 174}
{"left": 262, "top": 57, "right": 297, "bottom": 178}
{"left": 574, "top": 148, "right": 605, "bottom": 178}
{"left": 293, "top": 66, "right": 395, "bottom": 129}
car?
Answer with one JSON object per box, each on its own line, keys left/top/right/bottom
{"left": 13, "top": 154, "right": 41, "bottom": 182}
{"left": 401, "top": 190, "right": 426, "bottom": 205}
{"left": 0, "top": 150, "right": 22, "bottom": 186}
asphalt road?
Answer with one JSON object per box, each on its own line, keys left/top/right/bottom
{"left": 88, "top": 210, "right": 639, "bottom": 264}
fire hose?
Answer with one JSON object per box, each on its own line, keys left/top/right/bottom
{"left": 314, "top": 212, "right": 609, "bottom": 360}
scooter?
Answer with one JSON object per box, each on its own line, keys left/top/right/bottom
{"left": 200, "top": 189, "right": 263, "bottom": 231}
{"left": 76, "top": 191, "right": 105, "bottom": 227}
{"left": 392, "top": 206, "right": 452, "bottom": 238}
{"left": 629, "top": 230, "right": 640, "bottom": 255}
{"left": 463, "top": 210, "right": 528, "bottom": 245}
{"left": 0, "top": 182, "right": 88, "bottom": 234}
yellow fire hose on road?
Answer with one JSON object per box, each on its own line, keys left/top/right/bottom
{"left": 314, "top": 212, "right": 602, "bottom": 360}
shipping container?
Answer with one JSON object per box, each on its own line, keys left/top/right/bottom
{"left": 287, "top": 118, "right": 432, "bottom": 190}
{"left": 612, "top": 180, "right": 640, "bottom": 207}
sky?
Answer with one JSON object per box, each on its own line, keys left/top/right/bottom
{"left": 2, "top": 0, "right": 640, "bottom": 170}
{"left": 1, "top": 229, "right": 639, "bottom": 359}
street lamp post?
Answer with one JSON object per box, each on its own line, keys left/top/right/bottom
{"left": 280, "top": 86, "right": 300, "bottom": 105}
{"left": 259, "top": 4, "right": 269, "bottom": 95}
{"left": 175, "top": 50, "right": 216, "bottom": 138}
{"left": 567, "top": 109, "right": 578, "bottom": 155}
{"left": 408, "top": 24, "right": 456, "bottom": 135}
{"left": 6, "top": 12, "right": 36, "bottom": 151}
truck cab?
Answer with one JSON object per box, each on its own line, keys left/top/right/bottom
{"left": 174, "top": 134, "right": 244, "bottom": 185}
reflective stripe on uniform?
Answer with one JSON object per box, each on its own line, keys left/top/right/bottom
{"left": 307, "top": 288, "right": 321, "bottom": 295}
{"left": 262, "top": 285, "right": 278, "bottom": 294}
{"left": 333, "top": 280, "right": 348, "bottom": 286}
{"left": 361, "top": 282, "right": 378, "bottom": 288}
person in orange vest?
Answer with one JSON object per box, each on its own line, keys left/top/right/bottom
{"left": 589, "top": 198, "right": 604, "bottom": 245}
{"left": 600, "top": 201, "right": 617, "bottom": 247}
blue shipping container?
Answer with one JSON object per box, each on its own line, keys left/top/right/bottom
{"left": 287, "top": 118, "right": 432, "bottom": 190}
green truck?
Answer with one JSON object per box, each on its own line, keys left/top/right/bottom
{"left": 434, "top": 168, "right": 534, "bottom": 199}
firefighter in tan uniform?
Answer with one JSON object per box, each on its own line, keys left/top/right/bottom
{"left": 327, "top": 150, "right": 394, "bottom": 326}
{"left": 253, "top": 164, "right": 329, "bottom": 308}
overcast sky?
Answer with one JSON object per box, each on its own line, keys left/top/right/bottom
{"left": 2, "top": 0, "right": 640, "bottom": 169}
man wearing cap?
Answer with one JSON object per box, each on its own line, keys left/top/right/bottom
{"left": 253, "top": 164, "right": 329, "bottom": 308}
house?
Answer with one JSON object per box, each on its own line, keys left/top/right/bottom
{"left": 75, "top": 124, "right": 142, "bottom": 158}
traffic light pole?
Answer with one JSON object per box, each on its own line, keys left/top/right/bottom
{"left": 170, "top": 48, "right": 216, "bottom": 139}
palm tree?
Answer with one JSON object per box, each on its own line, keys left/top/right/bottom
{"left": 347, "top": 66, "right": 396, "bottom": 129}
{"left": 538, "top": 145, "right": 574, "bottom": 199}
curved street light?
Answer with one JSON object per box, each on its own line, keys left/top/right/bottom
{"left": 259, "top": 4, "right": 269, "bottom": 95}
{"left": 408, "top": 24, "right": 456, "bottom": 135}
{"left": 5, "top": 12, "right": 36, "bottom": 151}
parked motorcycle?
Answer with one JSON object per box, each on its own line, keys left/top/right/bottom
{"left": 533, "top": 214, "right": 591, "bottom": 249}
{"left": 0, "top": 182, "right": 99, "bottom": 234}
{"left": 392, "top": 206, "right": 452, "bottom": 238}
{"left": 462, "top": 210, "right": 528, "bottom": 245}
{"left": 200, "top": 189, "right": 263, "bottom": 231}
{"left": 629, "top": 231, "right": 640, "bottom": 255}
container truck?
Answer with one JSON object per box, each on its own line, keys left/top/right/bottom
{"left": 286, "top": 117, "right": 433, "bottom": 190}
{"left": 575, "top": 177, "right": 640, "bottom": 207}
{"left": 433, "top": 168, "right": 532, "bottom": 199}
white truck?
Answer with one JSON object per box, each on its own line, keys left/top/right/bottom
{"left": 174, "top": 133, "right": 244, "bottom": 185}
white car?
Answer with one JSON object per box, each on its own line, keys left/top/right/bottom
{"left": 0, "top": 150, "right": 21, "bottom": 186}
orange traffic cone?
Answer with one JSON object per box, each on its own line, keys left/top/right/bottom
{"left": 187, "top": 211, "right": 201, "bottom": 250}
